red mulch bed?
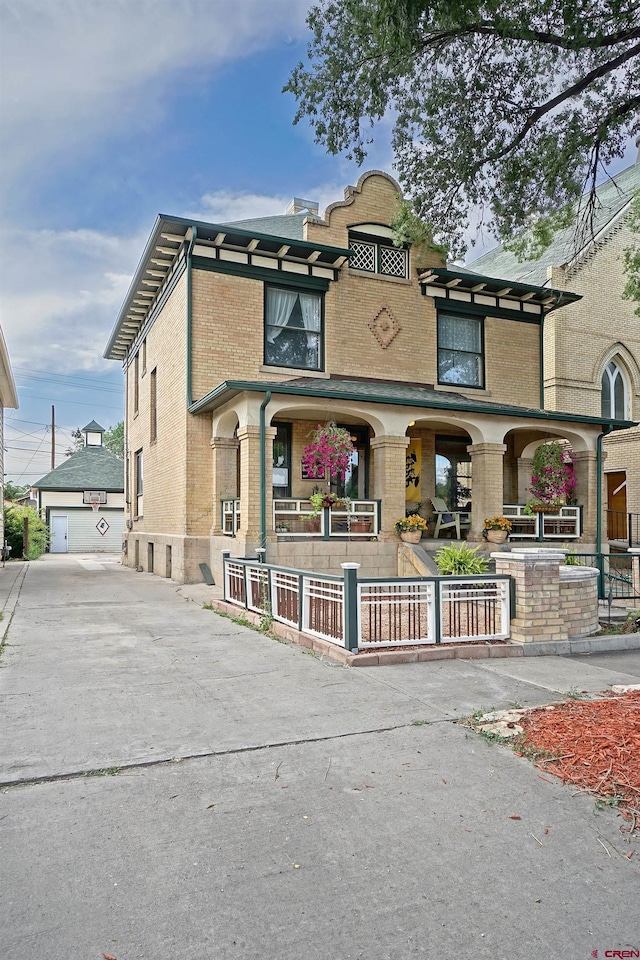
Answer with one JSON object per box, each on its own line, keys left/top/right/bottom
{"left": 516, "top": 690, "right": 640, "bottom": 832}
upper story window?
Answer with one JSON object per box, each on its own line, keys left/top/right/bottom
{"left": 265, "top": 286, "right": 322, "bottom": 370}
{"left": 601, "top": 360, "right": 628, "bottom": 419}
{"left": 349, "top": 225, "right": 408, "bottom": 279}
{"left": 437, "top": 312, "right": 484, "bottom": 388}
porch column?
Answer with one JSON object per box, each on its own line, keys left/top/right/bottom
{"left": 210, "top": 436, "right": 239, "bottom": 535}
{"left": 370, "top": 435, "right": 410, "bottom": 541}
{"left": 517, "top": 457, "right": 533, "bottom": 504}
{"left": 573, "top": 450, "right": 598, "bottom": 544}
{"left": 466, "top": 443, "right": 507, "bottom": 541}
{"left": 237, "top": 424, "right": 277, "bottom": 543}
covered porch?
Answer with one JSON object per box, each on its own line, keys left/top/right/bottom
{"left": 191, "top": 377, "right": 625, "bottom": 579}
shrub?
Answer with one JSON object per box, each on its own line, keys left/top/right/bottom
{"left": 4, "top": 505, "right": 50, "bottom": 560}
{"left": 434, "top": 543, "right": 490, "bottom": 576}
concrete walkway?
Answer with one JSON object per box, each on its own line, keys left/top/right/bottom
{"left": 1, "top": 555, "right": 639, "bottom": 959}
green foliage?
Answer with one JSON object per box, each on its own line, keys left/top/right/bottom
{"left": 622, "top": 191, "right": 640, "bottom": 316}
{"left": 65, "top": 428, "right": 84, "bottom": 456}
{"left": 286, "top": 0, "right": 640, "bottom": 258}
{"left": 390, "top": 197, "right": 449, "bottom": 263}
{"left": 434, "top": 542, "right": 490, "bottom": 575}
{"left": 4, "top": 505, "right": 50, "bottom": 560}
{"left": 3, "top": 482, "right": 29, "bottom": 501}
{"left": 103, "top": 421, "right": 124, "bottom": 459}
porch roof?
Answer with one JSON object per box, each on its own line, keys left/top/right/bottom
{"left": 189, "top": 376, "right": 637, "bottom": 432}
{"left": 419, "top": 266, "right": 582, "bottom": 312}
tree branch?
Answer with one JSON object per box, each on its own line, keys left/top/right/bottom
{"left": 470, "top": 42, "right": 640, "bottom": 173}
{"left": 419, "top": 22, "right": 640, "bottom": 53}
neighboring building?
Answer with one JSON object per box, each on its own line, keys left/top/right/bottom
{"left": 33, "top": 421, "right": 124, "bottom": 553}
{"left": 470, "top": 157, "right": 640, "bottom": 545}
{"left": 104, "top": 171, "right": 635, "bottom": 583}
{"left": 0, "top": 325, "right": 19, "bottom": 546}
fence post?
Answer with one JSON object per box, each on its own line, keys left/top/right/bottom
{"left": 221, "top": 550, "right": 230, "bottom": 601}
{"left": 630, "top": 549, "right": 640, "bottom": 597}
{"left": 341, "top": 562, "right": 360, "bottom": 652}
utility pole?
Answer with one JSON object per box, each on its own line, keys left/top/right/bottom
{"left": 51, "top": 405, "right": 55, "bottom": 470}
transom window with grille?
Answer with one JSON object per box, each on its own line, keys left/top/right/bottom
{"left": 437, "top": 312, "right": 484, "bottom": 388}
{"left": 348, "top": 228, "right": 408, "bottom": 279}
{"left": 265, "top": 286, "right": 322, "bottom": 370}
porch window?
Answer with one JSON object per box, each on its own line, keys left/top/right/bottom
{"left": 437, "top": 312, "right": 484, "bottom": 388}
{"left": 272, "top": 423, "right": 291, "bottom": 498}
{"left": 601, "top": 360, "right": 627, "bottom": 419}
{"left": 265, "top": 287, "right": 322, "bottom": 370}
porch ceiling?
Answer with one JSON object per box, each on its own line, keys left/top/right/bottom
{"left": 189, "top": 376, "right": 637, "bottom": 432}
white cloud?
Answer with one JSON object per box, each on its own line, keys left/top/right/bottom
{"left": 0, "top": 0, "right": 309, "bottom": 185}
{"left": 0, "top": 224, "right": 146, "bottom": 373}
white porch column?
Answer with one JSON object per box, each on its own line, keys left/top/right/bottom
{"left": 370, "top": 435, "right": 411, "bottom": 541}
{"left": 466, "top": 443, "right": 507, "bottom": 541}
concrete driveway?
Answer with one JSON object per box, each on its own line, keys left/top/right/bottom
{"left": 1, "top": 554, "right": 639, "bottom": 959}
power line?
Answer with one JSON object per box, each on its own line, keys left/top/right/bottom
{"left": 16, "top": 392, "right": 122, "bottom": 410}
{"left": 15, "top": 373, "right": 122, "bottom": 395}
{"left": 13, "top": 365, "right": 123, "bottom": 390}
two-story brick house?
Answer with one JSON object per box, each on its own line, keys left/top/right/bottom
{"left": 105, "top": 171, "right": 634, "bottom": 583}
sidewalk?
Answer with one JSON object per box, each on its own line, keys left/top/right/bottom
{"left": 1, "top": 555, "right": 638, "bottom": 960}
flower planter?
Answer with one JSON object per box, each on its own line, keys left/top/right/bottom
{"left": 400, "top": 530, "right": 422, "bottom": 544}
{"left": 529, "top": 503, "right": 562, "bottom": 514}
{"left": 486, "top": 529, "right": 508, "bottom": 544}
{"left": 350, "top": 519, "right": 371, "bottom": 533}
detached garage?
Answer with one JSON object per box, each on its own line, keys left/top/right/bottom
{"left": 33, "top": 421, "right": 124, "bottom": 553}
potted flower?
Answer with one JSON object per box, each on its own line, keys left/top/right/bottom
{"left": 395, "top": 514, "right": 428, "bottom": 543}
{"left": 483, "top": 516, "right": 512, "bottom": 544}
{"left": 525, "top": 441, "right": 576, "bottom": 514}
{"left": 305, "top": 490, "right": 343, "bottom": 532}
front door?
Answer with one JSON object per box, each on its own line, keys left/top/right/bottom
{"left": 50, "top": 515, "right": 68, "bottom": 553}
{"left": 607, "top": 471, "right": 627, "bottom": 540}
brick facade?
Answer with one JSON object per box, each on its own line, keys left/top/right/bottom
{"left": 110, "top": 171, "right": 613, "bottom": 583}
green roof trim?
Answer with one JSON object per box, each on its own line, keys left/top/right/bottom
{"left": 188, "top": 377, "right": 636, "bottom": 432}
{"left": 33, "top": 445, "right": 124, "bottom": 491}
{"left": 422, "top": 267, "right": 581, "bottom": 310}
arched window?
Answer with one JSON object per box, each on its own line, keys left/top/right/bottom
{"left": 601, "top": 360, "right": 627, "bottom": 419}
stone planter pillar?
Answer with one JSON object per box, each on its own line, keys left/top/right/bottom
{"left": 493, "top": 548, "right": 568, "bottom": 644}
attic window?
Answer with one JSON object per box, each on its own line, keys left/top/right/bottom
{"left": 349, "top": 226, "right": 407, "bottom": 279}
{"left": 83, "top": 491, "right": 107, "bottom": 504}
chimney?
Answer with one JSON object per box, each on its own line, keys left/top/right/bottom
{"left": 285, "top": 197, "right": 319, "bottom": 216}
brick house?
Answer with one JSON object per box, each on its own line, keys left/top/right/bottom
{"left": 104, "top": 171, "right": 635, "bottom": 583}
{"left": 470, "top": 156, "right": 640, "bottom": 546}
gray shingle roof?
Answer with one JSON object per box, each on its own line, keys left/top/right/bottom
{"left": 468, "top": 162, "right": 640, "bottom": 285}
{"left": 81, "top": 420, "right": 104, "bottom": 433}
{"left": 221, "top": 213, "right": 309, "bottom": 241}
{"left": 33, "top": 445, "right": 124, "bottom": 491}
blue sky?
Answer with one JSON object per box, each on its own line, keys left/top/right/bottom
{"left": 0, "top": 0, "right": 397, "bottom": 484}
{"left": 0, "top": 0, "right": 636, "bottom": 485}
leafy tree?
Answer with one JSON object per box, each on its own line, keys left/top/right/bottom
{"left": 3, "top": 481, "right": 30, "bottom": 501}
{"left": 65, "top": 428, "right": 84, "bottom": 456}
{"left": 104, "top": 421, "right": 124, "bottom": 459}
{"left": 286, "top": 0, "right": 640, "bottom": 258}
{"left": 4, "top": 504, "right": 49, "bottom": 560}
